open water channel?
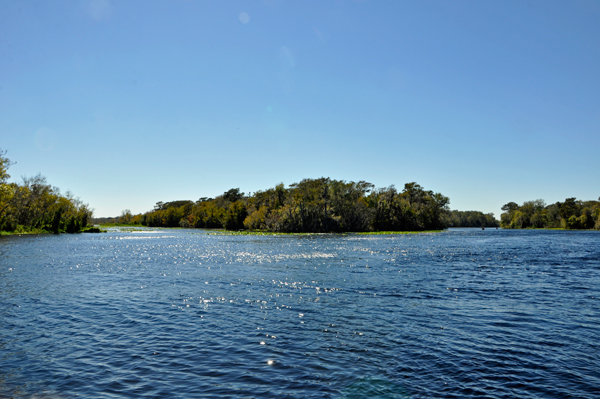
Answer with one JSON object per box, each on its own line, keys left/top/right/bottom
{"left": 1, "top": 228, "right": 599, "bottom": 398}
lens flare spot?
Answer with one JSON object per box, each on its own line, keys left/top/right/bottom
{"left": 239, "top": 12, "right": 250, "bottom": 24}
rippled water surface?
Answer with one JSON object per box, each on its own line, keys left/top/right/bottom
{"left": 1, "top": 228, "right": 599, "bottom": 398}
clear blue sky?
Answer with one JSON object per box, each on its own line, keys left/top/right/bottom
{"left": 1, "top": 0, "right": 599, "bottom": 217}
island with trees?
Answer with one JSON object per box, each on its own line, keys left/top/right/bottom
{"left": 443, "top": 210, "right": 500, "bottom": 228}
{"left": 113, "top": 178, "right": 452, "bottom": 233}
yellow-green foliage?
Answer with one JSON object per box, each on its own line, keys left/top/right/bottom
{"left": 501, "top": 198, "right": 600, "bottom": 230}
{"left": 139, "top": 178, "right": 451, "bottom": 233}
{"left": 244, "top": 205, "right": 268, "bottom": 230}
{"left": 0, "top": 149, "right": 93, "bottom": 234}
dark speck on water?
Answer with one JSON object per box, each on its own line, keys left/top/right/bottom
{"left": 1, "top": 228, "right": 599, "bottom": 398}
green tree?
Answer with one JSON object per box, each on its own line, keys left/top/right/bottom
{"left": 51, "top": 208, "right": 62, "bottom": 234}
{"left": 222, "top": 200, "right": 248, "bottom": 230}
{"left": 223, "top": 188, "right": 244, "bottom": 203}
{"left": 560, "top": 198, "right": 580, "bottom": 220}
{"left": 120, "top": 209, "right": 133, "bottom": 224}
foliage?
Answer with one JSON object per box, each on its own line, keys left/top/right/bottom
{"left": 0, "top": 149, "right": 454, "bottom": 234}
{"left": 443, "top": 210, "right": 500, "bottom": 228}
{"left": 500, "top": 198, "right": 600, "bottom": 230}
{"left": 82, "top": 226, "right": 105, "bottom": 233}
{"left": 137, "top": 178, "right": 451, "bottom": 233}
{"left": 0, "top": 149, "right": 93, "bottom": 234}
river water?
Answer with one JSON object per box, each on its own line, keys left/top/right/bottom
{"left": 1, "top": 228, "right": 599, "bottom": 398}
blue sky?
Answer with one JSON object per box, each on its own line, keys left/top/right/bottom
{"left": 1, "top": 0, "right": 599, "bottom": 217}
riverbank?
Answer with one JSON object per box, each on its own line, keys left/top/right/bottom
{"left": 0, "top": 226, "right": 106, "bottom": 235}
{"left": 209, "top": 229, "right": 444, "bottom": 236}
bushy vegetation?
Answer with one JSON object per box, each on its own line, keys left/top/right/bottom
{"left": 500, "top": 198, "right": 600, "bottom": 230}
{"left": 81, "top": 227, "right": 101, "bottom": 233}
{"left": 118, "top": 178, "right": 451, "bottom": 233}
{"left": 443, "top": 210, "right": 500, "bottom": 228}
{"left": 0, "top": 149, "right": 93, "bottom": 234}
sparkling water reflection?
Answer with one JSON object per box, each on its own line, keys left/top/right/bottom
{"left": 1, "top": 229, "right": 599, "bottom": 398}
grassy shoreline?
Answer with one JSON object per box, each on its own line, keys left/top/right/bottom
{"left": 97, "top": 223, "right": 144, "bottom": 227}
{"left": 0, "top": 226, "right": 106, "bottom": 236}
{"left": 209, "top": 229, "right": 444, "bottom": 236}
{"left": 0, "top": 228, "right": 52, "bottom": 236}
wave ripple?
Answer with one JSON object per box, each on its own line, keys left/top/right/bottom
{"left": 1, "top": 229, "right": 599, "bottom": 398}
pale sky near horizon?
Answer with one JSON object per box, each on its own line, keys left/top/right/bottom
{"left": 1, "top": 0, "right": 599, "bottom": 217}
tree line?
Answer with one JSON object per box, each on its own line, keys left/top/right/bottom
{"left": 0, "top": 149, "right": 93, "bottom": 234}
{"left": 115, "top": 178, "right": 452, "bottom": 233}
{"left": 500, "top": 198, "right": 600, "bottom": 230}
{"left": 443, "top": 210, "right": 500, "bottom": 228}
